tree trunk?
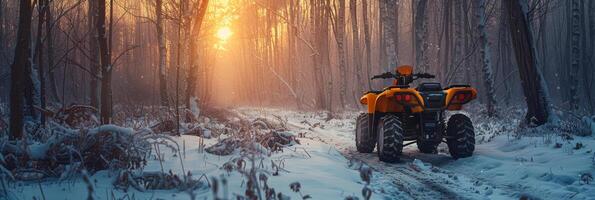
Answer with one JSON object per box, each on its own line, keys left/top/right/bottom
{"left": 311, "top": 0, "right": 327, "bottom": 110}
{"left": 321, "top": 1, "right": 332, "bottom": 111}
{"left": 36, "top": 0, "right": 49, "bottom": 124}
{"left": 156, "top": 0, "right": 169, "bottom": 107}
{"left": 589, "top": 0, "right": 595, "bottom": 113}
{"left": 414, "top": 0, "right": 428, "bottom": 72}
{"left": 46, "top": 0, "right": 59, "bottom": 104}
{"left": 362, "top": 0, "right": 372, "bottom": 89}
{"left": 381, "top": 0, "right": 398, "bottom": 72}
{"left": 569, "top": 0, "right": 580, "bottom": 110}
{"left": 505, "top": 0, "right": 550, "bottom": 125}
{"left": 9, "top": 0, "right": 33, "bottom": 140}
{"left": 475, "top": 0, "right": 497, "bottom": 116}
{"left": 88, "top": 0, "right": 100, "bottom": 108}
{"left": 97, "top": 0, "right": 112, "bottom": 124}
{"left": 334, "top": 0, "right": 346, "bottom": 108}
{"left": 452, "top": 0, "right": 462, "bottom": 82}
{"left": 441, "top": 0, "right": 452, "bottom": 83}
{"left": 185, "top": 0, "right": 209, "bottom": 108}
{"left": 350, "top": 0, "right": 363, "bottom": 102}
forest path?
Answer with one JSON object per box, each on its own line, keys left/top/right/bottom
{"left": 234, "top": 108, "right": 508, "bottom": 200}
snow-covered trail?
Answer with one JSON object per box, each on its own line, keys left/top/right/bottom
{"left": 236, "top": 107, "right": 595, "bottom": 200}
{"left": 235, "top": 108, "right": 501, "bottom": 199}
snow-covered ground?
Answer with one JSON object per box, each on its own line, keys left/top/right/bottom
{"left": 6, "top": 107, "right": 595, "bottom": 200}
{"left": 236, "top": 107, "right": 595, "bottom": 200}
{"left": 8, "top": 115, "right": 369, "bottom": 199}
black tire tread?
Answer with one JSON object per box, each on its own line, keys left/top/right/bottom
{"left": 446, "top": 114, "right": 475, "bottom": 159}
{"left": 355, "top": 113, "right": 376, "bottom": 153}
{"left": 377, "top": 115, "right": 404, "bottom": 163}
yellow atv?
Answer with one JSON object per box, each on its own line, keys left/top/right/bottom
{"left": 356, "top": 65, "right": 477, "bottom": 162}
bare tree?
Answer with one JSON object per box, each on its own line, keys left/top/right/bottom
{"left": 349, "top": 0, "right": 364, "bottom": 100}
{"left": 9, "top": 0, "right": 33, "bottom": 139}
{"left": 381, "top": 0, "right": 398, "bottom": 71}
{"left": 330, "top": 0, "right": 347, "bottom": 108}
{"left": 414, "top": 0, "right": 428, "bottom": 72}
{"left": 156, "top": 0, "right": 169, "bottom": 107}
{"left": 476, "top": 0, "right": 497, "bottom": 116}
{"left": 96, "top": 0, "right": 112, "bottom": 124}
{"left": 89, "top": 0, "right": 100, "bottom": 108}
{"left": 362, "top": 0, "right": 372, "bottom": 89}
{"left": 568, "top": 0, "right": 583, "bottom": 110}
{"left": 505, "top": 0, "right": 551, "bottom": 125}
{"left": 185, "top": 0, "right": 209, "bottom": 109}
{"left": 311, "top": 0, "right": 330, "bottom": 110}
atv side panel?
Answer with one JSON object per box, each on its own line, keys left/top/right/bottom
{"left": 444, "top": 87, "right": 478, "bottom": 110}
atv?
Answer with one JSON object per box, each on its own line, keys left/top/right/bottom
{"left": 355, "top": 65, "right": 477, "bottom": 162}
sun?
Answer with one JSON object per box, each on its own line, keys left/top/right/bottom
{"left": 216, "top": 27, "right": 233, "bottom": 41}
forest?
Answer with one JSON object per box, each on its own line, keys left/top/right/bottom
{"left": 0, "top": 0, "right": 594, "bottom": 199}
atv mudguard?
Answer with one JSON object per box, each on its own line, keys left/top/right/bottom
{"left": 360, "top": 88, "right": 425, "bottom": 113}
{"left": 444, "top": 86, "right": 478, "bottom": 110}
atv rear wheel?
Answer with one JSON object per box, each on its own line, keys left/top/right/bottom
{"left": 446, "top": 114, "right": 475, "bottom": 159}
{"left": 356, "top": 113, "right": 376, "bottom": 153}
{"left": 377, "top": 115, "right": 404, "bottom": 163}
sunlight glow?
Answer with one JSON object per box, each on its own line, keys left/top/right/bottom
{"left": 216, "top": 27, "right": 233, "bottom": 41}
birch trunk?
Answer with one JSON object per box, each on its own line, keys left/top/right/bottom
{"left": 156, "top": 0, "right": 169, "bottom": 107}
{"left": 476, "top": 0, "right": 497, "bottom": 116}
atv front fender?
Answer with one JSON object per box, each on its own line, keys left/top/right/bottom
{"left": 360, "top": 93, "right": 378, "bottom": 113}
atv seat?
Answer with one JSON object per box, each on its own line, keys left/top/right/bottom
{"left": 365, "top": 90, "right": 382, "bottom": 94}
{"left": 444, "top": 84, "right": 471, "bottom": 90}
{"left": 417, "top": 83, "right": 443, "bottom": 92}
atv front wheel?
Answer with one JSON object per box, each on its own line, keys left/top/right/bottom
{"left": 356, "top": 113, "right": 376, "bottom": 153}
{"left": 446, "top": 114, "right": 475, "bottom": 159}
{"left": 377, "top": 115, "right": 404, "bottom": 163}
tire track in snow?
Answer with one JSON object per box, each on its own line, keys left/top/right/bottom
{"left": 346, "top": 150, "right": 469, "bottom": 200}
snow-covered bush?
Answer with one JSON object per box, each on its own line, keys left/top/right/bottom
{"left": 0, "top": 124, "right": 154, "bottom": 181}
{"left": 53, "top": 105, "right": 100, "bottom": 129}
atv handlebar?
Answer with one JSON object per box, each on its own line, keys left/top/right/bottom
{"left": 371, "top": 72, "right": 396, "bottom": 80}
{"left": 370, "top": 72, "right": 435, "bottom": 80}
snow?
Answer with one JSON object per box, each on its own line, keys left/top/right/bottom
{"left": 10, "top": 129, "right": 370, "bottom": 200}
{"left": 446, "top": 135, "right": 595, "bottom": 199}
{"left": 411, "top": 159, "right": 431, "bottom": 171}
{"left": 234, "top": 107, "right": 595, "bottom": 199}
{"left": 7, "top": 107, "right": 595, "bottom": 199}
{"left": 88, "top": 124, "right": 135, "bottom": 135}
